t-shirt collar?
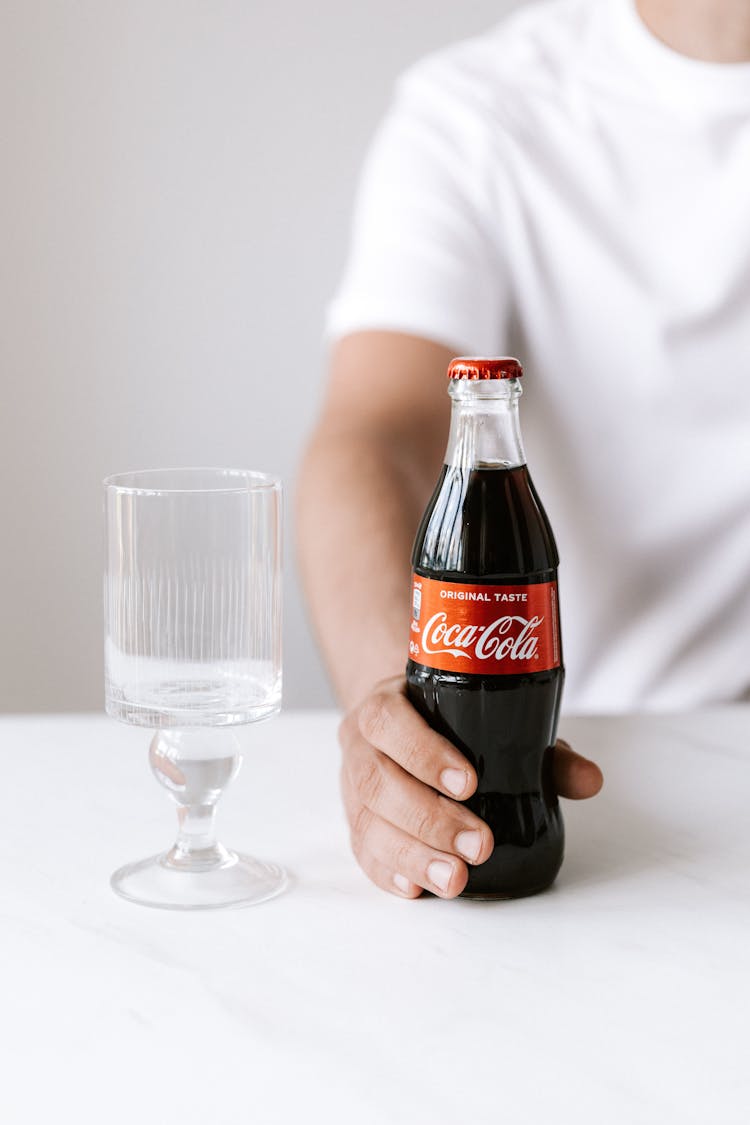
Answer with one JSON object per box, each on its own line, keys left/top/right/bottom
{"left": 607, "top": 0, "right": 750, "bottom": 114}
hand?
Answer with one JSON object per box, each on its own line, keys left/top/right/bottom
{"left": 339, "top": 675, "right": 603, "bottom": 899}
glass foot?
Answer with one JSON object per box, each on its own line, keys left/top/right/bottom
{"left": 111, "top": 851, "right": 288, "bottom": 910}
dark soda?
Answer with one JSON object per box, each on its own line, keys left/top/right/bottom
{"left": 406, "top": 360, "right": 565, "bottom": 898}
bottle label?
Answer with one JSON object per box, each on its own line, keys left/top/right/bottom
{"left": 407, "top": 574, "right": 561, "bottom": 675}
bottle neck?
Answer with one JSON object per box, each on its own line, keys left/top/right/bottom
{"left": 444, "top": 378, "right": 526, "bottom": 469}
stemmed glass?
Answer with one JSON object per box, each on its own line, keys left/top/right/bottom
{"left": 103, "top": 468, "right": 286, "bottom": 910}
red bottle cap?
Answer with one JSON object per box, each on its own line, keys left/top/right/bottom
{"left": 447, "top": 357, "right": 523, "bottom": 380}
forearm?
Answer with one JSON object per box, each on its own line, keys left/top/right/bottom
{"left": 296, "top": 427, "right": 431, "bottom": 709}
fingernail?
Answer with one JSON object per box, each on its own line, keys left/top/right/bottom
{"left": 440, "top": 768, "right": 468, "bottom": 797}
{"left": 455, "top": 829, "right": 482, "bottom": 863}
{"left": 393, "top": 873, "right": 412, "bottom": 895}
{"left": 427, "top": 860, "right": 453, "bottom": 893}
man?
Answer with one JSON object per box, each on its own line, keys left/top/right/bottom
{"left": 297, "top": 0, "right": 750, "bottom": 899}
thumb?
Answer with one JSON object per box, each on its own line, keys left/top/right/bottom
{"left": 551, "top": 738, "right": 604, "bottom": 800}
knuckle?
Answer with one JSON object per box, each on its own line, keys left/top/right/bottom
{"left": 357, "top": 692, "right": 391, "bottom": 744}
{"left": 393, "top": 839, "right": 416, "bottom": 873}
{"left": 340, "top": 738, "right": 362, "bottom": 781}
{"left": 399, "top": 732, "right": 426, "bottom": 776}
{"left": 338, "top": 710, "right": 359, "bottom": 749}
{"left": 349, "top": 804, "right": 372, "bottom": 850}
{"left": 340, "top": 762, "right": 358, "bottom": 809}
{"left": 411, "top": 802, "right": 439, "bottom": 844}
{"left": 354, "top": 754, "right": 385, "bottom": 808}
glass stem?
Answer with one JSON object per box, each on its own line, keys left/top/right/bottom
{"left": 175, "top": 803, "right": 219, "bottom": 856}
{"left": 149, "top": 728, "right": 243, "bottom": 871}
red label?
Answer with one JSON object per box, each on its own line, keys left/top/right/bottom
{"left": 407, "top": 574, "right": 560, "bottom": 675}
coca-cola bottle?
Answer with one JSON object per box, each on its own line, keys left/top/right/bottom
{"left": 406, "top": 357, "right": 564, "bottom": 898}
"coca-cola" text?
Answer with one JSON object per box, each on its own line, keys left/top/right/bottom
{"left": 421, "top": 612, "right": 543, "bottom": 662}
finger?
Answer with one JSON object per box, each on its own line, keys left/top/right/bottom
{"left": 342, "top": 729, "right": 493, "bottom": 864}
{"left": 356, "top": 684, "right": 477, "bottom": 800}
{"left": 551, "top": 739, "right": 604, "bottom": 800}
{"left": 353, "top": 808, "right": 469, "bottom": 899}
{"left": 353, "top": 846, "right": 423, "bottom": 899}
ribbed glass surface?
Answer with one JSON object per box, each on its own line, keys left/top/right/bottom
{"left": 104, "top": 469, "right": 282, "bottom": 727}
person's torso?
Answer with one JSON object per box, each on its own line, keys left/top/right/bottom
{"left": 415, "top": 0, "right": 750, "bottom": 710}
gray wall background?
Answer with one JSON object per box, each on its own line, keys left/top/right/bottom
{"left": 0, "top": 0, "right": 520, "bottom": 712}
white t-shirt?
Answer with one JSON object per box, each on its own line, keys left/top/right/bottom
{"left": 327, "top": 0, "right": 750, "bottom": 713}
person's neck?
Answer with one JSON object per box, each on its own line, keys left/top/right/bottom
{"left": 636, "top": 0, "right": 750, "bottom": 62}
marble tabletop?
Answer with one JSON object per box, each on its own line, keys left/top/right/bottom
{"left": 1, "top": 709, "right": 748, "bottom": 1125}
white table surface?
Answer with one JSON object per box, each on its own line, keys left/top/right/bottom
{"left": 1, "top": 709, "right": 748, "bottom": 1125}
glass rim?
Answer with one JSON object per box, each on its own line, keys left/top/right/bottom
{"left": 103, "top": 467, "right": 281, "bottom": 496}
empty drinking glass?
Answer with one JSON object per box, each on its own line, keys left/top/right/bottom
{"left": 104, "top": 468, "right": 286, "bottom": 909}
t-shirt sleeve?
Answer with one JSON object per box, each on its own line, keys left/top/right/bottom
{"left": 326, "top": 61, "right": 510, "bottom": 356}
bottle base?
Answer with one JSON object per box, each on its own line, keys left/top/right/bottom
{"left": 461, "top": 835, "right": 564, "bottom": 901}
{"left": 460, "top": 877, "right": 557, "bottom": 902}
